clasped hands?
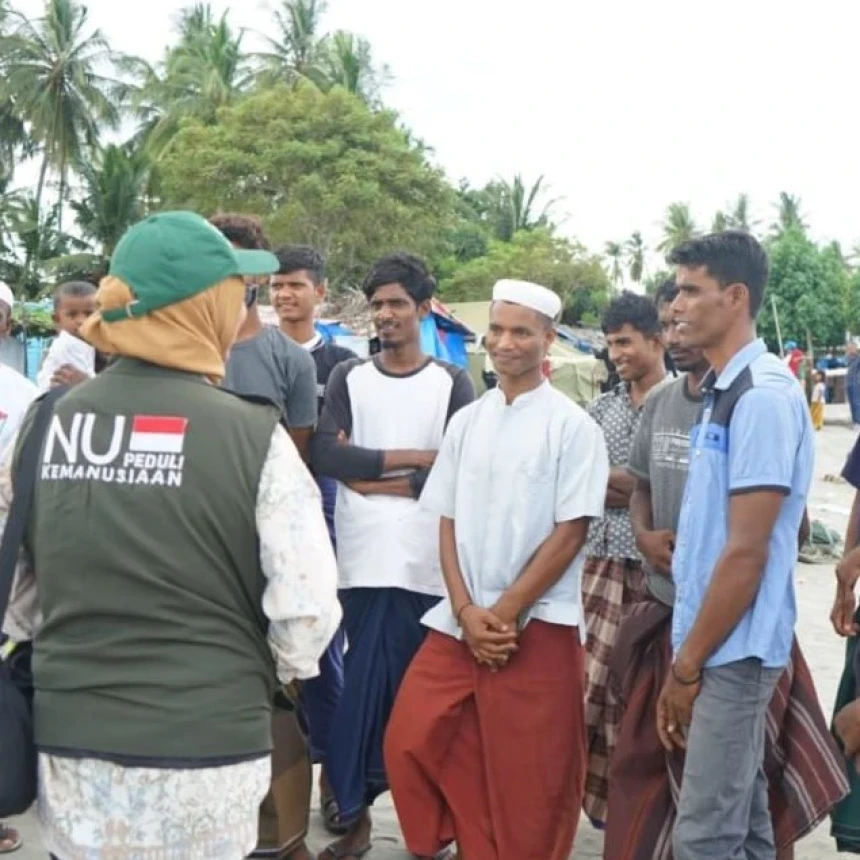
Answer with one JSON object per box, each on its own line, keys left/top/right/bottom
{"left": 459, "top": 601, "right": 520, "bottom": 671}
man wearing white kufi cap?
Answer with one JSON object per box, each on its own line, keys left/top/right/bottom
{"left": 0, "top": 281, "right": 25, "bottom": 375}
{"left": 385, "top": 279, "right": 609, "bottom": 860}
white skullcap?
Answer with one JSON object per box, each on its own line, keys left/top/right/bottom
{"left": 0, "top": 282, "right": 13, "bottom": 310}
{"left": 492, "top": 279, "right": 561, "bottom": 321}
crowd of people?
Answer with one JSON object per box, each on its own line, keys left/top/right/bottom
{"left": 0, "top": 216, "right": 859, "bottom": 860}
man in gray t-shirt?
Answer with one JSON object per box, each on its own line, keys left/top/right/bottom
{"left": 223, "top": 324, "right": 317, "bottom": 441}
{"left": 628, "top": 283, "right": 707, "bottom": 602}
{"left": 211, "top": 213, "right": 318, "bottom": 461}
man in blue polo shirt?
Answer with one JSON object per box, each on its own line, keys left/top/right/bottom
{"left": 657, "top": 231, "right": 813, "bottom": 860}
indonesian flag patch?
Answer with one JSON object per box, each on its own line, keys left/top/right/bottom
{"left": 129, "top": 415, "right": 189, "bottom": 454}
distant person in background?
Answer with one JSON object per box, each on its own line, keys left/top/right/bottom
{"left": 810, "top": 370, "right": 826, "bottom": 431}
{"left": 213, "top": 214, "right": 318, "bottom": 461}
{"left": 270, "top": 244, "right": 354, "bottom": 837}
{"left": 0, "top": 281, "right": 25, "bottom": 375}
{"left": 847, "top": 341, "right": 860, "bottom": 428}
{"left": 37, "top": 281, "right": 99, "bottom": 391}
{"left": 783, "top": 340, "right": 805, "bottom": 379}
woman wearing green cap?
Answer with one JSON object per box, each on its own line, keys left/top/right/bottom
{"left": 0, "top": 211, "right": 341, "bottom": 860}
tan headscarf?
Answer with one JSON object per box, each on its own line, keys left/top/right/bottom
{"left": 81, "top": 274, "right": 246, "bottom": 384}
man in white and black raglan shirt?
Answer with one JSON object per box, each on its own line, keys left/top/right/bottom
{"left": 311, "top": 253, "right": 475, "bottom": 859}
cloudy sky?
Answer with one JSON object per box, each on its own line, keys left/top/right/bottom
{"left": 13, "top": 0, "right": 860, "bottom": 260}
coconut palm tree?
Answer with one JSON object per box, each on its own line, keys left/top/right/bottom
{"left": 71, "top": 142, "right": 151, "bottom": 260}
{"left": 604, "top": 241, "right": 624, "bottom": 290}
{"left": 319, "top": 30, "right": 390, "bottom": 103}
{"left": 657, "top": 202, "right": 698, "bottom": 254}
{"left": 120, "top": 4, "right": 252, "bottom": 154}
{"left": 727, "top": 192, "right": 756, "bottom": 233}
{"left": 484, "top": 174, "right": 557, "bottom": 242}
{"left": 772, "top": 192, "right": 807, "bottom": 236}
{"left": 626, "top": 231, "right": 646, "bottom": 283}
{"left": 0, "top": 194, "right": 81, "bottom": 298}
{"left": 711, "top": 210, "right": 729, "bottom": 232}
{"left": 0, "top": 0, "right": 119, "bottom": 230}
{"left": 256, "top": 0, "right": 329, "bottom": 87}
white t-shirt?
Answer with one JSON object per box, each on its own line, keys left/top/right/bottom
{"left": 812, "top": 381, "right": 826, "bottom": 404}
{"left": 0, "top": 364, "right": 38, "bottom": 456}
{"left": 421, "top": 380, "right": 609, "bottom": 639}
{"left": 36, "top": 330, "right": 95, "bottom": 392}
{"left": 314, "top": 356, "right": 475, "bottom": 595}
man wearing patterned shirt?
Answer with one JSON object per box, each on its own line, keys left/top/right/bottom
{"left": 582, "top": 290, "right": 667, "bottom": 826}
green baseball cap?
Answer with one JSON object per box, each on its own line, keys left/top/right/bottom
{"left": 102, "top": 210, "right": 279, "bottom": 322}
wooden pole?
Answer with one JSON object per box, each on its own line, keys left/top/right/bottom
{"left": 771, "top": 295, "right": 785, "bottom": 357}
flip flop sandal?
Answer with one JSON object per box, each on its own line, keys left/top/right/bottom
{"left": 320, "top": 794, "right": 349, "bottom": 836}
{"left": 319, "top": 843, "right": 371, "bottom": 859}
{"left": 0, "top": 825, "right": 21, "bottom": 854}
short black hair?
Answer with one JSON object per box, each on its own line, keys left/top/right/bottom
{"left": 209, "top": 213, "right": 270, "bottom": 250}
{"left": 54, "top": 280, "right": 96, "bottom": 312}
{"left": 362, "top": 253, "right": 436, "bottom": 304}
{"left": 653, "top": 279, "right": 678, "bottom": 308}
{"left": 601, "top": 290, "right": 660, "bottom": 337}
{"left": 668, "top": 230, "right": 769, "bottom": 317}
{"left": 274, "top": 245, "right": 326, "bottom": 285}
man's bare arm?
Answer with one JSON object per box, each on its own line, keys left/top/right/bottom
{"left": 673, "top": 490, "right": 784, "bottom": 679}
{"left": 629, "top": 476, "right": 654, "bottom": 536}
{"left": 492, "top": 519, "right": 591, "bottom": 623}
{"left": 606, "top": 467, "right": 635, "bottom": 508}
{"left": 289, "top": 426, "right": 313, "bottom": 463}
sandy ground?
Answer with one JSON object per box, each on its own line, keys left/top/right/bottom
{"left": 7, "top": 411, "right": 859, "bottom": 859}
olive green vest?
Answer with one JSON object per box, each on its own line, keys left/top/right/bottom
{"left": 28, "top": 358, "right": 281, "bottom": 760}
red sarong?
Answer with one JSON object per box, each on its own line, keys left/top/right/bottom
{"left": 384, "top": 621, "right": 586, "bottom": 860}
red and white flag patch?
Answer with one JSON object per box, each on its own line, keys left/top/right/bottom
{"left": 129, "top": 415, "right": 189, "bottom": 454}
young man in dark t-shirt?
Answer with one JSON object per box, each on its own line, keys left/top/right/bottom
{"left": 270, "top": 245, "right": 353, "bottom": 837}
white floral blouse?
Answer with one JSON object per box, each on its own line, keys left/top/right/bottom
{"left": 0, "top": 424, "right": 342, "bottom": 860}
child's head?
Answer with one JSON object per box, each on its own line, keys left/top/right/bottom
{"left": 815, "top": 370, "right": 826, "bottom": 383}
{"left": 54, "top": 280, "right": 97, "bottom": 337}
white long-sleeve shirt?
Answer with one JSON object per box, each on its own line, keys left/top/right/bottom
{"left": 0, "top": 423, "right": 341, "bottom": 860}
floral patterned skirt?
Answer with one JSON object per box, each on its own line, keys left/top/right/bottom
{"left": 38, "top": 753, "right": 271, "bottom": 860}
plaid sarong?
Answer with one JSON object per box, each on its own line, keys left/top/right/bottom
{"left": 582, "top": 555, "right": 647, "bottom": 823}
{"left": 605, "top": 602, "right": 849, "bottom": 859}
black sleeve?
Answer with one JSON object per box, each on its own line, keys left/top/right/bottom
{"left": 445, "top": 367, "right": 476, "bottom": 425}
{"left": 310, "top": 359, "right": 385, "bottom": 482}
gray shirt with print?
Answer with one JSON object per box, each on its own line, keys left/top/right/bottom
{"left": 627, "top": 374, "right": 703, "bottom": 559}
{"left": 223, "top": 326, "right": 318, "bottom": 429}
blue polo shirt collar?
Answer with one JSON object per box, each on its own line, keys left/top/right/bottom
{"left": 702, "top": 338, "right": 767, "bottom": 393}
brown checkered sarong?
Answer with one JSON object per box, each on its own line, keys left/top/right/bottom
{"left": 582, "top": 555, "right": 647, "bottom": 824}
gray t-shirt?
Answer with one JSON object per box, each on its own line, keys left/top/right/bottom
{"left": 628, "top": 374, "right": 702, "bottom": 540}
{"left": 223, "top": 326, "right": 317, "bottom": 428}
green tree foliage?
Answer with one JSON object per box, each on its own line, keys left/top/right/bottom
{"left": 157, "top": 84, "right": 455, "bottom": 288}
{"left": 657, "top": 202, "right": 698, "bottom": 254}
{"left": 70, "top": 142, "right": 151, "bottom": 261}
{"left": 626, "top": 231, "right": 646, "bottom": 284}
{"left": 439, "top": 228, "right": 610, "bottom": 323}
{"left": 0, "top": 0, "right": 118, "bottom": 227}
{"left": 759, "top": 228, "right": 845, "bottom": 349}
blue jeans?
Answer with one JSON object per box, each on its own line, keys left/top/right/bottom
{"left": 673, "top": 658, "right": 782, "bottom": 860}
